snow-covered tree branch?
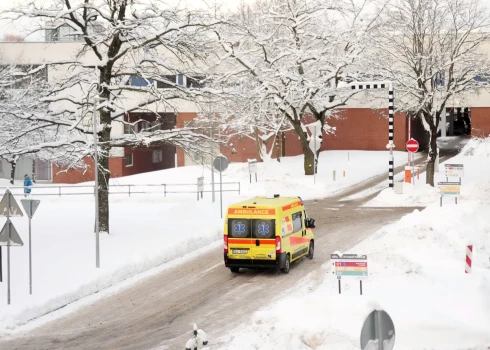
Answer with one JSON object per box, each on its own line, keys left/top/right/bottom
{"left": 1, "top": 0, "right": 223, "bottom": 233}
{"left": 371, "top": 0, "right": 490, "bottom": 186}
{"left": 208, "top": 0, "right": 379, "bottom": 175}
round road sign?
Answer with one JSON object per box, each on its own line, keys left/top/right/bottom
{"left": 360, "top": 309, "right": 395, "bottom": 350}
{"left": 213, "top": 155, "right": 229, "bottom": 172}
{"left": 406, "top": 139, "right": 419, "bottom": 153}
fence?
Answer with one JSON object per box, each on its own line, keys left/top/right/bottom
{"left": 0, "top": 182, "right": 241, "bottom": 198}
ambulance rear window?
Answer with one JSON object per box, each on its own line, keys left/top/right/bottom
{"left": 228, "top": 219, "right": 250, "bottom": 238}
{"left": 252, "top": 219, "right": 275, "bottom": 239}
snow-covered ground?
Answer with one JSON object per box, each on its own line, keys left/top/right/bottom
{"left": 0, "top": 150, "right": 406, "bottom": 334}
{"left": 365, "top": 136, "right": 484, "bottom": 207}
{"left": 215, "top": 137, "right": 490, "bottom": 350}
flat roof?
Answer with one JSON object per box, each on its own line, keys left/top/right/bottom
{"left": 229, "top": 196, "right": 301, "bottom": 208}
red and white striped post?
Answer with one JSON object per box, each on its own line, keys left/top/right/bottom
{"left": 465, "top": 245, "right": 473, "bottom": 274}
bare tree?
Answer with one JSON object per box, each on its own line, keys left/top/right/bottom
{"left": 0, "top": 62, "right": 86, "bottom": 183}
{"left": 209, "top": 0, "right": 378, "bottom": 175}
{"left": 372, "top": 0, "right": 490, "bottom": 186}
{"left": 2, "top": 0, "right": 222, "bottom": 233}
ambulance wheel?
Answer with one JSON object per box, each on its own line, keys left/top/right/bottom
{"left": 230, "top": 267, "right": 240, "bottom": 273}
{"left": 282, "top": 254, "right": 290, "bottom": 274}
{"left": 308, "top": 241, "right": 314, "bottom": 259}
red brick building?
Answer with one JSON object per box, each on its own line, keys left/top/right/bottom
{"left": 51, "top": 105, "right": 483, "bottom": 183}
{"left": 52, "top": 112, "right": 176, "bottom": 183}
{"left": 177, "top": 108, "right": 429, "bottom": 166}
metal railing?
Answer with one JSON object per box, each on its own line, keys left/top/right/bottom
{"left": 0, "top": 182, "right": 241, "bottom": 198}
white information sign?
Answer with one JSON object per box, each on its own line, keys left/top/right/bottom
{"left": 445, "top": 164, "right": 464, "bottom": 178}
{"left": 197, "top": 177, "right": 204, "bottom": 192}
{"left": 248, "top": 159, "right": 257, "bottom": 174}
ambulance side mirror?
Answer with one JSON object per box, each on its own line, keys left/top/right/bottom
{"left": 305, "top": 218, "right": 315, "bottom": 229}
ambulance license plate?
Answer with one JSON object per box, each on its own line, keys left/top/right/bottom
{"left": 232, "top": 249, "right": 248, "bottom": 254}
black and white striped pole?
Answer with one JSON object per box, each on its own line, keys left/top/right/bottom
{"left": 350, "top": 82, "right": 395, "bottom": 188}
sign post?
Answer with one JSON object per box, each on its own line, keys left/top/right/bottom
{"left": 0, "top": 189, "right": 24, "bottom": 305}
{"left": 197, "top": 177, "right": 204, "bottom": 201}
{"left": 331, "top": 253, "right": 368, "bottom": 295}
{"left": 213, "top": 156, "right": 229, "bottom": 219}
{"left": 438, "top": 181, "right": 461, "bottom": 206}
{"left": 248, "top": 159, "right": 257, "bottom": 183}
{"left": 406, "top": 139, "right": 419, "bottom": 184}
{"left": 21, "top": 199, "right": 40, "bottom": 295}
{"left": 439, "top": 164, "right": 464, "bottom": 206}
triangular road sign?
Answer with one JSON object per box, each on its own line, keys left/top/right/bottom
{"left": 0, "top": 191, "right": 23, "bottom": 217}
{"left": 0, "top": 221, "right": 23, "bottom": 246}
{"left": 21, "top": 199, "right": 40, "bottom": 219}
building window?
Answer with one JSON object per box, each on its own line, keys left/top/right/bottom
{"left": 177, "top": 73, "right": 185, "bottom": 86}
{"left": 45, "top": 25, "right": 82, "bottom": 42}
{"left": 125, "top": 153, "right": 133, "bottom": 167}
{"left": 152, "top": 150, "right": 163, "bottom": 163}
{"left": 130, "top": 76, "right": 154, "bottom": 87}
{"left": 186, "top": 76, "right": 205, "bottom": 88}
{"left": 434, "top": 71, "right": 445, "bottom": 86}
{"left": 124, "top": 124, "right": 132, "bottom": 134}
{"left": 140, "top": 120, "right": 150, "bottom": 132}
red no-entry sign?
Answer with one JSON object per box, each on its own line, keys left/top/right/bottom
{"left": 406, "top": 139, "right": 419, "bottom": 152}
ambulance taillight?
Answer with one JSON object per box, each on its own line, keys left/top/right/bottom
{"left": 275, "top": 236, "right": 281, "bottom": 254}
{"left": 224, "top": 235, "right": 228, "bottom": 253}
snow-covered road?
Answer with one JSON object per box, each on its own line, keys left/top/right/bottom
{"left": 0, "top": 182, "right": 422, "bottom": 350}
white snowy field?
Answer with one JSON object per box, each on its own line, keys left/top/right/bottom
{"left": 215, "top": 137, "right": 490, "bottom": 350}
{"left": 0, "top": 150, "right": 406, "bottom": 334}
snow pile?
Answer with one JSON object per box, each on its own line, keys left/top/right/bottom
{"left": 215, "top": 139, "right": 490, "bottom": 349}
{"left": 366, "top": 182, "right": 440, "bottom": 207}
{"left": 365, "top": 136, "right": 490, "bottom": 207}
{"left": 0, "top": 150, "right": 402, "bottom": 334}
{"left": 216, "top": 199, "right": 490, "bottom": 349}
{"left": 460, "top": 136, "right": 490, "bottom": 156}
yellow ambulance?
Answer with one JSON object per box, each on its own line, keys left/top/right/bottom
{"left": 223, "top": 195, "right": 316, "bottom": 274}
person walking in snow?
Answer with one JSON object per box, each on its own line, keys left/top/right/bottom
{"left": 24, "top": 174, "right": 33, "bottom": 197}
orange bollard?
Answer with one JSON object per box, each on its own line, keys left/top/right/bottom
{"left": 417, "top": 167, "right": 420, "bottom": 179}
{"left": 343, "top": 170, "right": 345, "bottom": 177}
{"left": 404, "top": 166, "right": 411, "bottom": 183}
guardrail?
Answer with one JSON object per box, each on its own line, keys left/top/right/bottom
{"left": 0, "top": 182, "right": 241, "bottom": 198}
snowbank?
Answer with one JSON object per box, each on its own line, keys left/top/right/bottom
{"left": 217, "top": 201, "right": 490, "bottom": 349}
{"left": 364, "top": 136, "right": 489, "bottom": 207}
{"left": 0, "top": 150, "right": 403, "bottom": 334}
{"left": 215, "top": 138, "right": 490, "bottom": 349}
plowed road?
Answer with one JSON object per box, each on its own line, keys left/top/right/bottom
{"left": 0, "top": 151, "right": 454, "bottom": 350}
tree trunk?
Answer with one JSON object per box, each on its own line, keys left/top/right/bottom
{"left": 9, "top": 161, "right": 16, "bottom": 185}
{"left": 253, "top": 127, "right": 263, "bottom": 162}
{"left": 275, "top": 134, "right": 281, "bottom": 162}
{"left": 97, "top": 144, "right": 110, "bottom": 233}
{"left": 32, "top": 159, "right": 36, "bottom": 183}
{"left": 301, "top": 141, "right": 315, "bottom": 175}
{"left": 97, "top": 110, "right": 112, "bottom": 233}
{"left": 290, "top": 120, "right": 317, "bottom": 175}
{"left": 281, "top": 132, "right": 286, "bottom": 157}
{"left": 426, "top": 125, "right": 438, "bottom": 186}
